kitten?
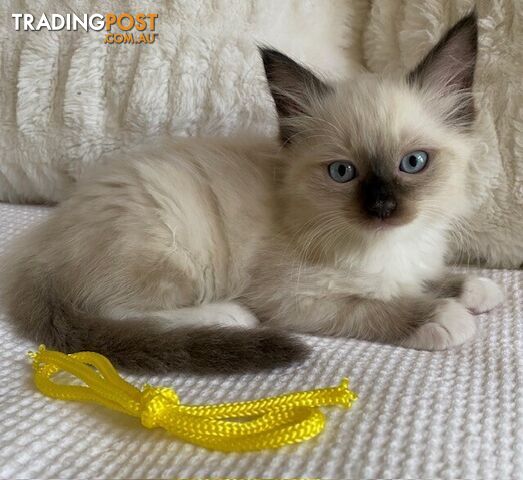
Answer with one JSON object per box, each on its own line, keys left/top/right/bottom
{"left": 2, "top": 14, "right": 503, "bottom": 373}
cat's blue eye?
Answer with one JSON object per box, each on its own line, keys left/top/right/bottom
{"left": 399, "top": 151, "right": 429, "bottom": 174}
{"left": 328, "top": 161, "right": 356, "bottom": 183}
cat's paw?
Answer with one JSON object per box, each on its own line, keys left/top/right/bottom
{"left": 460, "top": 276, "right": 504, "bottom": 314}
{"left": 213, "top": 302, "right": 260, "bottom": 328}
{"left": 402, "top": 299, "right": 475, "bottom": 350}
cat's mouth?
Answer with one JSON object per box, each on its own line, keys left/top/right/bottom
{"left": 363, "top": 215, "right": 412, "bottom": 230}
{"left": 359, "top": 199, "right": 417, "bottom": 230}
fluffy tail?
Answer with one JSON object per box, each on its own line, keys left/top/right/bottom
{"left": 4, "top": 266, "right": 308, "bottom": 374}
{"left": 38, "top": 314, "right": 308, "bottom": 374}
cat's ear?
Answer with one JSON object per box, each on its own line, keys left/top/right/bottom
{"left": 259, "top": 48, "right": 333, "bottom": 144}
{"left": 408, "top": 13, "right": 478, "bottom": 124}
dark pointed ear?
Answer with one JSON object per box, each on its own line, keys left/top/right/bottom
{"left": 259, "top": 47, "right": 333, "bottom": 144}
{"left": 408, "top": 13, "right": 478, "bottom": 124}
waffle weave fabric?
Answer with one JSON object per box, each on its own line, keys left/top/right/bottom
{"left": 0, "top": 203, "right": 521, "bottom": 479}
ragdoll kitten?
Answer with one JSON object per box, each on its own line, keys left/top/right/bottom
{"left": 3, "top": 14, "right": 503, "bottom": 373}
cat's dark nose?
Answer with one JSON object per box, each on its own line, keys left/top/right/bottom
{"left": 361, "top": 178, "right": 397, "bottom": 219}
{"left": 366, "top": 196, "right": 397, "bottom": 219}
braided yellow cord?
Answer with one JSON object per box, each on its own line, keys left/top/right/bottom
{"left": 29, "top": 345, "right": 357, "bottom": 452}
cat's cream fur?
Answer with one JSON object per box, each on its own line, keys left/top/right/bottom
{"left": 2, "top": 14, "right": 504, "bottom": 373}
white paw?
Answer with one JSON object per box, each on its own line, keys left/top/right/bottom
{"left": 212, "top": 302, "right": 260, "bottom": 328}
{"left": 402, "top": 299, "right": 476, "bottom": 350}
{"left": 461, "top": 277, "right": 504, "bottom": 314}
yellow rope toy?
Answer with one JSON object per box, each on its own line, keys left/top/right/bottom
{"left": 29, "top": 345, "right": 357, "bottom": 452}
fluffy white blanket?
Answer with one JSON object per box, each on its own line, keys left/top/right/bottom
{"left": 0, "top": 0, "right": 521, "bottom": 266}
{"left": 0, "top": 0, "right": 351, "bottom": 202}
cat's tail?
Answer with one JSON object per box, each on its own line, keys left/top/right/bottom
{"left": 34, "top": 314, "right": 308, "bottom": 374}
{"left": 4, "top": 267, "right": 308, "bottom": 374}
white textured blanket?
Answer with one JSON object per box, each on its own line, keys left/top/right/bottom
{"left": 1, "top": 0, "right": 522, "bottom": 266}
{"left": 0, "top": 203, "right": 521, "bottom": 479}
{"left": 0, "top": 0, "right": 350, "bottom": 203}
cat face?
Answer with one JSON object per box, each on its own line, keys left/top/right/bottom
{"left": 261, "top": 14, "right": 477, "bottom": 244}
{"left": 275, "top": 76, "right": 475, "bottom": 233}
